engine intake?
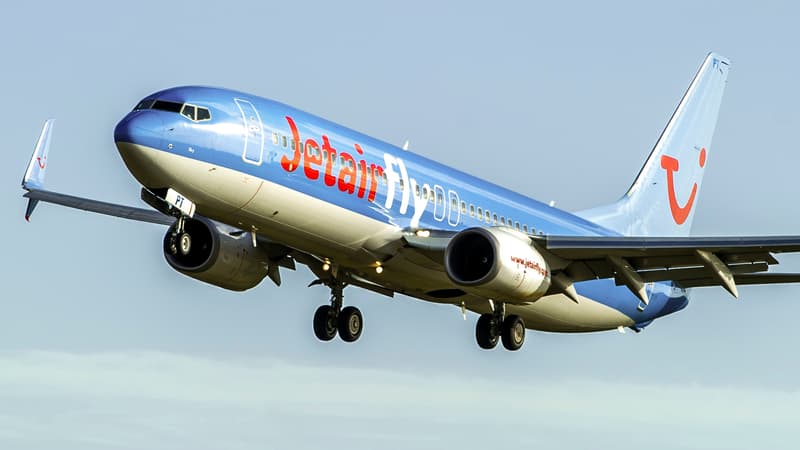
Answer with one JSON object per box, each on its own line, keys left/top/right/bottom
{"left": 445, "top": 227, "right": 551, "bottom": 302}
{"left": 163, "top": 217, "right": 269, "bottom": 291}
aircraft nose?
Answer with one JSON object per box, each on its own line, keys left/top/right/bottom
{"left": 114, "top": 110, "right": 164, "bottom": 147}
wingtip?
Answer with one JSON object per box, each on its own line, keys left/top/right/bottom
{"left": 706, "top": 51, "right": 731, "bottom": 66}
{"left": 24, "top": 198, "right": 39, "bottom": 222}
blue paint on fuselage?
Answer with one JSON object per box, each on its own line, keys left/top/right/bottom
{"left": 115, "top": 86, "right": 689, "bottom": 328}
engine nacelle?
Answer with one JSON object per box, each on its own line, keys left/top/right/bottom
{"left": 445, "top": 227, "right": 551, "bottom": 302}
{"left": 163, "top": 217, "right": 269, "bottom": 291}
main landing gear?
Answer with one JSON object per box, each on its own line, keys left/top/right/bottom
{"left": 312, "top": 280, "right": 363, "bottom": 343}
{"left": 475, "top": 301, "right": 525, "bottom": 351}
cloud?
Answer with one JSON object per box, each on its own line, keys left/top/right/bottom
{"left": 0, "top": 350, "right": 796, "bottom": 450}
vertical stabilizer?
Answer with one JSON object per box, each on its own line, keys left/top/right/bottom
{"left": 577, "top": 53, "right": 729, "bottom": 236}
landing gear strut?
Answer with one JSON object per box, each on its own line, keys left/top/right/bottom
{"left": 475, "top": 301, "right": 525, "bottom": 351}
{"left": 312, "top": 280, "right": 363, "bottom": 343}
{"left": 168, "top": 216, "right": 191, "bottom": 255}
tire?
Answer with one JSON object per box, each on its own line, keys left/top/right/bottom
{"left": 501, "top": 314, "right": 525, "bottom": 351}
{"left": 475, "top": 313, "right": 499, "bottom": 349}
{"left": 313, "top": 305, "right": 337, "bottom": 341}
{"left": 337, "top": 306, "right": 363, "bottom": 342}
{"left": 179, "top": 232, "right": 192, "bottom": 255}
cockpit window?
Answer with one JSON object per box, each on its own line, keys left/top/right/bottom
{"left": 135, "top": 98, "right": 212, "bottom": 122}
{"left": 134, "top": 99, "right": 155, "bottom": 111}
{"left": 152, "top": 100, "right": 183, "bottom": 113}
{"left": 196, "top": 107, "right": 211, "bottom": 121}
{"left": 181, "top": 104, "right": 211, "bottom": 122}
{"left": 181, "top": 104, "right": 197, "bottom": 121}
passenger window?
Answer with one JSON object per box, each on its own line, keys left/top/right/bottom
{"left": 500, "top": 217, "right": 506, "bottom": 225}
{"left": 477, "top": 207, "right": 483, "bottom": 218}
{"left": 282, "top": 135, "right": 288, "bottom": 148}
{"left": 493, "top": 214, "right": 498, "bottom": 225}
{"left": 485, "top": 210, "right": 491, "bottom": 223}
{"left": 181, "top": 104, "right": 196, "bottom": 120}
{"left": 470, "top": 205, "right": 475, "bottom": 217}
{"left": 515, "top": 222, "right": 521, "bottom": 231}
{"left": 272, "top": 132, "right": 279, "bottom": 145}
{"left": 197, "top": 107, "right": 211, "bottom": 121}
{"left": 461, "top": 201, "right": 467, "bottom": 214}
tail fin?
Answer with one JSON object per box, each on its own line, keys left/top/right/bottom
{"left": 22, "top": 119, "right": 55, "bottom": 220}
{"left": 577, "top": 53, "right": 729, "bottom": 236}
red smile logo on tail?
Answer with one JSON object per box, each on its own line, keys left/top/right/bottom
{"left": 660, "top": 148, "right": 706, "bottom": 225}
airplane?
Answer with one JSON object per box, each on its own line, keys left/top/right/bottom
{"left": 21, "top": 53, "right": 800, "bottom": 351}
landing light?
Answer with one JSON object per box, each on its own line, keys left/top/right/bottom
{"left": 322, "top": 261, "right": 330, "bottom": 271}
{"left": 375, "top": 266, "right": 384, "bottom": 274}
{"left": 415, "top": 230, "right": 431, "bottom": 238}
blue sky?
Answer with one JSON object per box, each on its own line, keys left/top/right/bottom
{"left": 2, "top": 1, "right": 800, "bottom": 449}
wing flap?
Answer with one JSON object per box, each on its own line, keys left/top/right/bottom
{"left": 679, "top": 273, "right": 800, "bottom": 289}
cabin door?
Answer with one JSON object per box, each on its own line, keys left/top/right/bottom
{"left": 234, "top": 98, "right": 264, "bottom": 165}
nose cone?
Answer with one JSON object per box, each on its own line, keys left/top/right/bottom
{"left": 115, "top": 110, "right": 168, "bottom": 189}
{"left": 114, "top": 110, "right": 164, "bottom": 147}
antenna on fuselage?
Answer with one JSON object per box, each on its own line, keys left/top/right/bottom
{"left": 402, "top": 140, "right": 409, "bottom": 151}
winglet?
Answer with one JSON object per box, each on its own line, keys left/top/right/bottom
{"left": 22, "top": 120, "right": 55, "bottom": 220}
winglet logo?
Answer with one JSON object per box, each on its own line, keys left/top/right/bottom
{"left": 660, "top": 148, "right": 706, "bottom": 225}
{"left": 36, "top": 156, "right": 46, "bottom": 169}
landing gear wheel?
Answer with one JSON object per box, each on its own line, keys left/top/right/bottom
{"left": 178, "top": 232, "right": 192, "bottom": 255}
{"left": 313, "top": 305, "right": 337, "bottom": 341}
{"left": 475, "top": 313, "right": 499, "bottom": 349}
{"left": 337, "top": 306, "right": 363, "bottom": 342}
{"left": 501, "top": 314, "right": 525, "bottom": 351}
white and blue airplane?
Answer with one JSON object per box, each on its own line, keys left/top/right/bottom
{"left": 21, "top": 53, "right": 800, "bottom": 351}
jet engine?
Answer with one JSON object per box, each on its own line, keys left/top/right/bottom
{"left": 444, "top": 227, "right": 551, "bottom": 302}
{"left": 163, "top": 216, "right": 269, "bottom": 291}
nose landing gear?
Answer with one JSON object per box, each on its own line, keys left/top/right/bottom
{"left": 168, "top": 216, "right": 191, "bottom": 255}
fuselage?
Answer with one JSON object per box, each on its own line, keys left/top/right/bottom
{"left": 114, "top": 86, "right": 689, "bottom": 332}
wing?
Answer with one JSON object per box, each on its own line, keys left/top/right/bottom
{"left": 536, "top": 235, "right": 800, "bottom": 299}
{"left": 21, "top": 120, "right": 173, "bottom": 226}
{"left": 402, "top": 229, "right": 800, "bottom": 304}
{"left": 23, "top": 189, "right": 174, "bottom": 225}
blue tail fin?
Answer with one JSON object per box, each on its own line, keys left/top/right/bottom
{"left": 577, "top": 53, "right": 729, "bottom": 237}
